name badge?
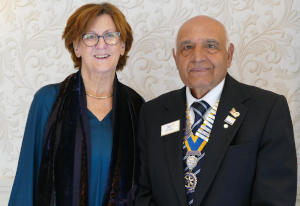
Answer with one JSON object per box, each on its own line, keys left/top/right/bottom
{"left": 161, "top": 120, "right": 180, "bottom": 136}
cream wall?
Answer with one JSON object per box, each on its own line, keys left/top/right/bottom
{"left": 0, "top": 0, "right": 300, "bottom": 205}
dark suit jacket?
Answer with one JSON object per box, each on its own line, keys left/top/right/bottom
{"left": 135, "top": 74, "right": 297, "bottom": 206}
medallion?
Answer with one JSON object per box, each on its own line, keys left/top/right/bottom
{"left": 186, "top": 155, "right": 198, "bottom": 171}
{"left": 184, "top": 172, "right": 197, "bottom": 191}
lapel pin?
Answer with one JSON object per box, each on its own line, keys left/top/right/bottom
{"left": 224, "top": 115, "right": 236, "bottom": 126}
{"left": 224, "top": 124, "right": 229, "bottom": 128}
{"left": 230, "top": 108, "right": 240, "bottom": 118}
{"left": 161, "top": 120, "right": 180, "bottom": 136}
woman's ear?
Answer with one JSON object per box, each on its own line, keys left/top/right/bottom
{"left": 120, "top": 42, "right": 125, "bottom": 56}
{"left": 73, "top": 41, "right": 81, "bottom": 57}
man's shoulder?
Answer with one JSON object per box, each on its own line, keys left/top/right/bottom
{"left": 227, "top": 74, "right": 283, "bottom": 102}
{"left": 144, "top": 88, "right": 184, "bottom": 107}
{"left": 239, "top": 81, "right": 282, "bottom": 101}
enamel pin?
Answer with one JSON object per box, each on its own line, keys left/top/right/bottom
{"left": 224, "top": 107, "right": 240, "bottom": 128}
{"left": 230, "top": 108, "right": 240, "bottom": 118}
{"left": 224, "top": 115, "right": 236, "bottom": 125}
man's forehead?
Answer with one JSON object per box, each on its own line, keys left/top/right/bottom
{"left": 176, "top": 16, "right": 226, "bottom": 42}
{"left": 179, "top": 39, "right": 220, "bottom": 45}
{"left": 176, "top": 28, "right": 226, "bottom": 48}
{"left": 177, "top": 30, "right": 224, "bottom": 44}
{"left": 180, "top": 15, "right": 224, "bottom": 30}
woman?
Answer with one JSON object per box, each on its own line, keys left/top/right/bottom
{"left": 9, "top": 3, "right": 144, "bottom": 206}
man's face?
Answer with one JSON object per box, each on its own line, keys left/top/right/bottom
{"left": 173, "top": 16, "right": 234, "bottom": 98}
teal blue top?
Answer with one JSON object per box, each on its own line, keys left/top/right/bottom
{"left": 8, "top": 84, "right": 113, "bottom": 206}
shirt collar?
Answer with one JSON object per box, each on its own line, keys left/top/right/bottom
{"left": 186, "top": 78, "right": 225, "bottom": 109}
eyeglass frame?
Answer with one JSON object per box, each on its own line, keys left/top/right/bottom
{"left": 81, "top": 32, "right": 121, "bottom": 47}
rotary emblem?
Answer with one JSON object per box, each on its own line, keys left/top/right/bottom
{"left": 184, "top": 172, "right": 197, "bottom": 191}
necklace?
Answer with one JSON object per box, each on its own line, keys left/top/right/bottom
{"left": 86, "top": 92, "right": 113, "bottom": 99}
{"left": 183, "top": 100, "right": 219, "bottom": 192}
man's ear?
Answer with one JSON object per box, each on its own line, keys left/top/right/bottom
{"left": 172, "top": 48, "right": 178, "bottom": 66}
{"left": 226, "top": 43, "right": 234, "bottom": 67}
{"left": 73, "top": 41, "right": 81, "bottom": 58}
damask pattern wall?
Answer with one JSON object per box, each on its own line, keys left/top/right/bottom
{"left": 0, "top": 0, "right": 299, "bottom": 205}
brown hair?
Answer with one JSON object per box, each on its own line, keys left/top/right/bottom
{"left": 62, "top": 3, "right": 133, "bottom": 70}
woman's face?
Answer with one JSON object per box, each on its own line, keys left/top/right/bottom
{"left": 74, "top": 14, "right": 125, "bottom": 75}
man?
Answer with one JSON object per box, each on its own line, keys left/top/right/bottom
{"left": 135, "top": 16, "right": 297, "bottom": 206}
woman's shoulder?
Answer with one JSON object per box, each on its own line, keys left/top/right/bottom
{"left": 118, "top": 82, "right": 145, "bottom": 104}
{"left": 31, "top": 83, "right": 60, "bottom": 112}
{"left": 34, "top": 83, "right": 60, "bottom": 99}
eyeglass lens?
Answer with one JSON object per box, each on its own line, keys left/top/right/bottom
{"left": 82, "top": 32, "right": 120, "bottom": 46}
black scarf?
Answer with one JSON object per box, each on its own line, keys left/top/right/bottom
{"left": 35, "top": 71, "right": 139, "bottom": 206}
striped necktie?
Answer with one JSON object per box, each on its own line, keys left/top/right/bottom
{"left": 191, "top": 100, "right": 210, "bottom": 134}
{"left": 185, "top": 100, "right": 210, "bottom": 205}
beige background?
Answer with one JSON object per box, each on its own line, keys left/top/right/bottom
{"left": 0, "top": 0, "right": 300, "bottom": 205}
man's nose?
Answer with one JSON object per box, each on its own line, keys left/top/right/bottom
{"left": 192, "top": 45, "right": 207, "bottom": 61}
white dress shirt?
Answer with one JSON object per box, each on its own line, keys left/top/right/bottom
{"left": 186, "top": 78, "right": 225, "bottom": 124}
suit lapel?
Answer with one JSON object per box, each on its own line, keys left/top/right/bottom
{"left": 193, "top": 75, "right": 250, "bottom": 206}
{"left": 161, "top": 88, "right": 187, "bottom": 206}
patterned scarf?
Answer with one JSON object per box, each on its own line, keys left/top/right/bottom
{"left": 36, "top": 71, "right": 89, "bottom": 205}
{"left": 35, "top": 70, "right": 139, "bottom": 206}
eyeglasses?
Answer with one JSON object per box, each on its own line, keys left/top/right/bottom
{"left": 82, "top": 32, "right": 120, "bottom": 47}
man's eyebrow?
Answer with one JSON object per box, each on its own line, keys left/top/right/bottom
{"left": 206, "top": 39, "right": 219, "bottom": 45}
{"left": 179, "top": 40, "right": 193, "bottom": 46}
